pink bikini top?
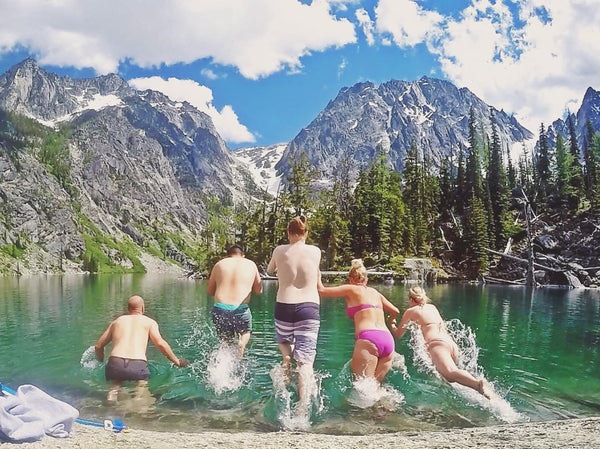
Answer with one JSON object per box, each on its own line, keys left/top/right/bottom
{"left": 346, "top": 303, "right": 382, "bottom": 319}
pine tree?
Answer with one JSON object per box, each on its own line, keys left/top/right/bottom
{"left": 285, "top": 152, "right": 318, "bottom": 217}
{"left": 584, "top": 120, "right": 597, "bottom": 202}
{"left": 589, "top": 132, "right": 600, "bottom": 210}
{"left": 455, "top": 146, "right": 466, "bottom": 215}
{"left": 554, "top": 133, "right": 575, "bottom": 210}
{"left": 506, "top": 144, "right": 517, "bottom": 190}
{"left": 567, "top": 114, "right": 584, "bottom": 202}
{"left": 438, "top": 156, "right": 454, "bottom": 222}
{"left": 464, "top": 194, "right": 489, "bottom": 276}
{"left": 487, "top": 113, "right": 509, "bottom": 249}
{"left": 535, "top": 123, "right": 552, "bottom": 207}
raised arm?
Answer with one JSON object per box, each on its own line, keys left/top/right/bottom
{"left": 94, "top": 322, "right": 114, "bottom": 362}
{"left": 149, "top": 321, "right": 188, "bottom": 367}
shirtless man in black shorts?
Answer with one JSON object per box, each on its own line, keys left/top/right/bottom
{"left": 95, "top": 295, "right": 188, "bottom": 401}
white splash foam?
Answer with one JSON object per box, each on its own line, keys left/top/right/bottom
{"left": 407, "top": 320, "right": 524, "bottom": 423}
{"left": 269, "top": 362, "right": 328, "bottom": 431}
{"left": 205, "top": 344, "right": 246, "bottom": 394}
{"left": 347, "top": 377, "right": 404, "bottom": 411}
{"left": 80, "top": 346, "right": 101, "bottom": 370}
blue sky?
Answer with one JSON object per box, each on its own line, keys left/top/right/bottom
{"left": 0, "top": 0, "right": 598, "bottom": 149}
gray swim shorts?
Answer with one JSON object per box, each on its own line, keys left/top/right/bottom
{"left": 274, "top": 302, "right": 320, "bottom": 364}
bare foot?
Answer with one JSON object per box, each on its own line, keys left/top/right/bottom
{"left": 107, "top": 389, "right": 118, "bottom": 403}
{"left": 478, "top": 379, "right": 492, "bottom": 399}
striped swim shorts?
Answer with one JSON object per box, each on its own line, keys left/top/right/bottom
{"left": 274, "top": 302, "right": 320, "bottom": 364}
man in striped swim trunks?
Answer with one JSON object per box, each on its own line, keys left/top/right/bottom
{"left": 267, "top": 216, "right": 322, "bottom": 410}
{"left": 207, "top": 245, "right": 263, "bottom": 357}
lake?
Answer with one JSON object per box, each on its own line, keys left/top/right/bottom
{"left": 1, "top": 275, "right": 599, "bottom": 434}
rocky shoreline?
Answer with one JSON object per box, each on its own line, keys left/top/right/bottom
{"left": 8, "top": 417, "right": 600, "bottom": 449}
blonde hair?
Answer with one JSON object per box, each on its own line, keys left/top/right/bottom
{"left": 349, "top": 258, "right": 367, "bottom": 283}
{"left": 409, "top": 286, "right": 429, "bottom": 305}
{"left": 287, "top": 215, "right": 307, "bottom": 236}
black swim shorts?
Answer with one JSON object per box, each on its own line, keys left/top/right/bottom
{"left": 105, "top": 356, "right": 150, "bottom": 381}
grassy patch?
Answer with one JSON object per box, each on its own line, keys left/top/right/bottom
{"left": 78, "top": 214, "right": 146, "bottom": 273}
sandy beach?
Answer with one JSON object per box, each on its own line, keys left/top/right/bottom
{"left": 7, "top": 417, "right": 599, "bottom": 449}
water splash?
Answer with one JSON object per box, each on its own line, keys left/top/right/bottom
{"left": 406, "top": 320, "right": 524, "bottom": 423}
{"left": 80, "top": 345, "right": 101, "bottom": 370}
{"left": 269, "top": 362, "right": 328, "bottom": 431}
{"left": 179, "top": 311, "right": 254, "bottom": 395}
{"left": 205, "top": 343, "right": 247, "bottom": 394}
{"left": 391, "top": 352, "right": 409, "bottom": 380}
{"left": 347, "top": 376, "right": 404, "bottom": 411}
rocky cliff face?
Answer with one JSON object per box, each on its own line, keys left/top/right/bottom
{"left": 276, "top": 77, "right": 533, "bottom": 180}
{"left": 0, "top": 59, "right": 257, "bottom": 274}
{"left": 549, "top": 87, "right": 600, "bottom": 153}
{"left": 231, "top": 143, "right": 286, "bottom": 196}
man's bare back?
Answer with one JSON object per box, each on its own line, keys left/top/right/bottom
{"left": 108, "top": 314, "right": 155, "bottom": 360}
{"left": 207, "top": 251, "right": 262, "bottom": 306}
{"left": 206, "top": 246, "right": 262, "bottom": 357}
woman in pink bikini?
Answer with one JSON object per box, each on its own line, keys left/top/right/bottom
{"left": 318, "top": 259, "right": 400, "bottom": 383}
{"left": 390, "top": 286, "right": 491, "bottom": 398}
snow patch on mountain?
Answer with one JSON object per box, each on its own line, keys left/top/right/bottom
{"left": 232, "top": 143, "right": 286, "bottom": 197}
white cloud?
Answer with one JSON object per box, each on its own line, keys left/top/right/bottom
{"left": 355, "top": 8, "right": 375, "bottom": 45}
{"left": 338, "top": 57, "right": 348, "bottom": 78}
{"left": 372, "top": 0, "right": 600, "bottom": 133}
{"left": 129, "top": 76, "right": 255, "bottom": 144}
{"left": 374, "top": 0, "right": 444, "bottom": 48}
{"left": 324, "top": 0, "right": 360, "bottom": 12}
{"left": 434, "top": 0, "right": 600, "bottom": 132}
{"left": 200, "top": 68, "right": 219, "bottom": 80}
{"left": 0, "top": 0, "right": 356, "bottom": 79}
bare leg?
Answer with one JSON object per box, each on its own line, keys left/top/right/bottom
{"left": 278, "top": 342, "right": 293, "bottom": 387}
{"left": 238, "top": 332, "right": 251, "bottom": 358}
{"left": 350, "top": 339, "right": 379, "bottom": 380}
{"left": 374, "top": 353, "right": 394, "bottom": 384}
{"left": 428, "top": 342, "right": 491, "bottom": 399}
{"left": 107, "top": 381, "right": 120, "bottom": 402}
{"left": 296, "top": 362, "right": 315, "bottom": 414}
{"left": 133, "top": 380, "right": 155, "bottom": 412}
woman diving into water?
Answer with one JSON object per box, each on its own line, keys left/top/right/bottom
{"left": 390, "top": 286, "right": 492, "bottom": 399}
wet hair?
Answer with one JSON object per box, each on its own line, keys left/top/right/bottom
{"left": 227, "top": 245, "right": 244, "bottom": 256}
{"left": 287, "top": 215, "right": 307, "bottom": 236}
{"left": 349, "top": 258, "right": 367, "bottom": 283}
{"left": 409, "top": 286, "right": 429, "bottom": 305}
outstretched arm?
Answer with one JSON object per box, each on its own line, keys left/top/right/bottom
{"left": 94, "top": 322, "right": 114, "bottom": 362}
{"left": 317, "top": 277, "right": 352, "bottom": 299}
{"left": 149, "top": 322, "right": 188, "bottom": 367}
{"left": 390, "top": 310, "right": 413, "bottom": 339}
{"left": 380, "top": 294, "right": 400, "bottom": 318}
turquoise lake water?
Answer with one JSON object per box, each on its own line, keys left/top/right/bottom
{"left": 0, "top": 275, "right": 599, "bottom": 434}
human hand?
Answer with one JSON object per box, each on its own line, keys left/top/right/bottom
{"left": 177, "top": 358, "right": 189, "bottom": 367}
